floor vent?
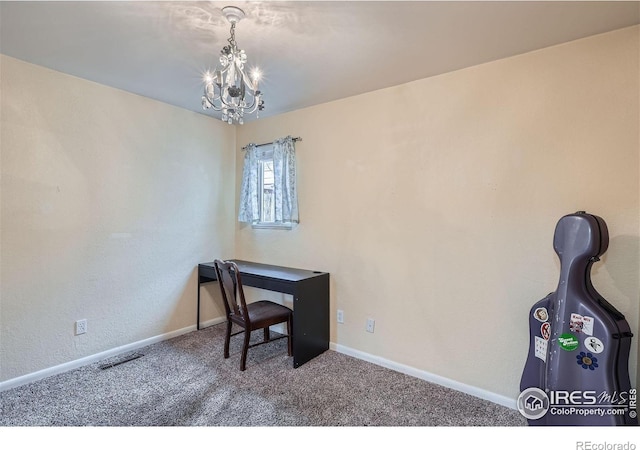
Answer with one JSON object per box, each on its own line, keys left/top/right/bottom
{"left": 98, "top": 352, "right": 144, "bottom": 370}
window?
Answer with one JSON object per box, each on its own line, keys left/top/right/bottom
{"left": 255, "top": 146, "right": 283, "bottom": 227}
{"left": 238, "top": 136, "right": 299, "bottom": 228}
{"left": 259, "top": 157, "right": 274, "bottom": 222}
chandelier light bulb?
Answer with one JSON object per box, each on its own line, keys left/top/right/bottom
{"left": 250, "top": 68, "right": 261, "bottom": 88}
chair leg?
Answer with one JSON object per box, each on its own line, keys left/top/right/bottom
{"left": 240, "top": 329, "right": 250, "bottom": 371}
{"left": 224, "top": 320, "right": 231, "bottom": 359}
{"left": 287, "top": 315, "right": 293, "bottom": 357}
{"left": 264, "top": 327, "right": 270, "bottom": 342}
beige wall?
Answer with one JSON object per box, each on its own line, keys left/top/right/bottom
{"left": 236, "top": 26, "right": 639, "bottom": 400}
{"left": 0, "top": 55, "right": 233, "bottom": 382}
{"left": 1, "top": 25, "right": 637, "bottom": 404}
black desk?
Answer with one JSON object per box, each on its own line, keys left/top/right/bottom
{"left": 197, "top": 260, "right": 330, "bottom": 368}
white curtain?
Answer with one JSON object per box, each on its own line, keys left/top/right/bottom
{"left": 272, "top": 136, "right": 299, "bottom": 223}
{"left": 237, "top": 136, "right": 298, "bottom": 224}
{"left": 238, "top": 143, "right": 260, "bottom": 223}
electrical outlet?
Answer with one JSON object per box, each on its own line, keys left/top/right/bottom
{"left": 366, "top": 318, "right": 375, "bottom": 333}
{"left": 337, "top": 309, "right": 344, "bottom": 324}
{"left": 75, "top": 319, "right": 87, "bottom": 335}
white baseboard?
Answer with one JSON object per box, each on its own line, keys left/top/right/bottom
{"left": 0, "top": 317, "right": 226, "bottom": 392}
{"left": 330, "top": 342, "right": 518, "bottom": 410}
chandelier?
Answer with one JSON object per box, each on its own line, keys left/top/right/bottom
{"left": 201, "top": 6, "right": 264, "bottom": 125}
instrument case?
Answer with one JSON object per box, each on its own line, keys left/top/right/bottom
{"left": 519, "top": 211, "right": 636, "bottom": 425}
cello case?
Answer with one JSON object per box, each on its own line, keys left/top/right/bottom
{"left": 519, "top": 211, "right": 637, "bottom": 425}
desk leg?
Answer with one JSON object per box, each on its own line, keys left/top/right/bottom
{"left": 197, "top": 278, "right": 201, "bottom": 330}
{"left": 292, "top": 275, "right": 329, "bottom": 368}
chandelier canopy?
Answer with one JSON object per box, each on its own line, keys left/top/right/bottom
{"left": 202, "top": 6, "right": 264, "bottom": 125}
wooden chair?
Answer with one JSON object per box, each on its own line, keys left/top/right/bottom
{"left": 213, "top": 259, "right": 293, "bottom": 371}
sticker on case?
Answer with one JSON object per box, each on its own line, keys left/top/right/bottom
{"left": 584, "top": 336, "right": 604, "bottom": 354}
{"left": 535, "top": 336, "right": 547, "bottom": 362}
{"left": 576, "top": 351, "right": 599, "bottom": 371}
{"left": 540, "top": 322, "right": 550, "bottom": 341}
{"left": 534, "top": 308, "right": 548, "bottom": 323}
{"left": 581, "top": 315, "right": 594, "bottom": 336}
{"left": 569, "top": 313, "right": 594, "bottom": 335}
{"left": 570, "top": 313, "right": 584, "bottom": 333}
{"left": 558, "top": 333, "right": 579, "bottom": 351}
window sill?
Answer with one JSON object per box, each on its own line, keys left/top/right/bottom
{"left": 251, "top": 222, "right": 294, "bottom": 230}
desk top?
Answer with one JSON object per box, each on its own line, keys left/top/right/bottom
{"left": 199, "top": 260, "right": 328, "bottom": 283}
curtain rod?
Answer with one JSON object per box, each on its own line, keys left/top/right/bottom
{"left": 241, "top": 136, "right": 302, "bottom": 151}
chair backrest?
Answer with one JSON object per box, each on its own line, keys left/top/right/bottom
{"left": 213, "top": 259, "right": 248, "bottom": 321}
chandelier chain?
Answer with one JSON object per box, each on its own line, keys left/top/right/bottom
{"left": 228, "top": 23, "right": 236, "bottom": 48}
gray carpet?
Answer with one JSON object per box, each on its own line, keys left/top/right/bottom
{"left": 0, "top": 323, "right": 527, "bottom": 426}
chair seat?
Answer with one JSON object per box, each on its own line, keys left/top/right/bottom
{"left": 243, "top": 300, "right": 292, "bottom": 330}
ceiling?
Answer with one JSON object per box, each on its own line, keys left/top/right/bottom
{"left": 1, "top": 1, "right": 639, "bottom": 122}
